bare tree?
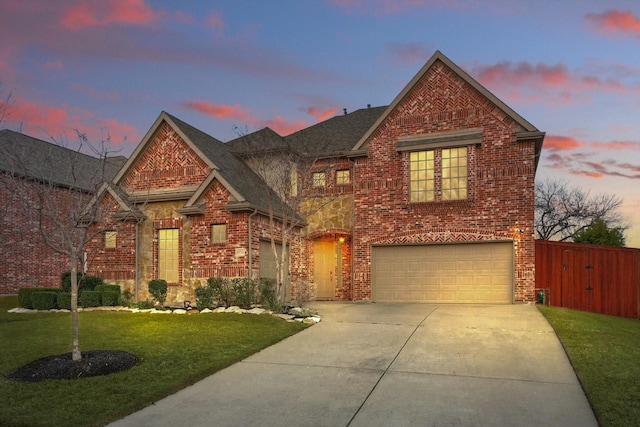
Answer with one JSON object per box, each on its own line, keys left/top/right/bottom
{"left": 535, "top": 178, "right": 627, "bottom": 241}
{"left": 2, "top": 131, "right": 125, "bottom": 361}
{"left": 230, "top": 128, "right": 344, "bottom": 306}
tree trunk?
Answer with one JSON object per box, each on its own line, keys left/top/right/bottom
{"left": 70, "top": 252, "right": 81, "bottom": 361}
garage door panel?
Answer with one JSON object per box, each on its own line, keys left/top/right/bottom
{"left": 372, "top": 243, "right": 513, "bottom": 303}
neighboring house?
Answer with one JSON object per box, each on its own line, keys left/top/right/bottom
{"left": 0, "top": 129, "right": 125, "bottom": 293}
{"left": 85, "top": 50, "right": 545, "bottom": 303}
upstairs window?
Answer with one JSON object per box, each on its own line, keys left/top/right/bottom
{"left": 409, "top": 151, "right": 435, "bottom": 202}
{"left": 441, "top": 147, "right": 468, "bottom": 200}
{"left": 408, "top": 147, "right": 468, "bottom": 202}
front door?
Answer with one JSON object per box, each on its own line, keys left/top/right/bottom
{"left": 314, "top": 239, "right": 336, "bottom": 299}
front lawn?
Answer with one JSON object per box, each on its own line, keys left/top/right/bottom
{"left": 0, "top": 295, "right": 307, "bottom": 427}
{"left": 538, "top": 305, "right": 640, "bottom": 427}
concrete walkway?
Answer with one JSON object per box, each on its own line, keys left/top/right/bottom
{"left": 109, "top": 303, "right": 597, "bottom": 427}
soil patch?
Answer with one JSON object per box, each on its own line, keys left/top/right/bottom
{"left": 6, "top": 350, "right": 139, "bottom": 382}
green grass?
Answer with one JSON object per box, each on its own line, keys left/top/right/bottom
{"left": 538, "top": 305, "right": 640, "bottom": 427}
{"left": 0, "top": 295, "right": 307, "bottom": 427}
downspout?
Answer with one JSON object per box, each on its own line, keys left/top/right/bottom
{"left": 350, "top": 158, "right": 356, "bottom": 301}
{"left": 248, "top": 209, "right": 258, "bottom": 278}
{"left": 135, "top": 218, "right": 142, "bottom": 302}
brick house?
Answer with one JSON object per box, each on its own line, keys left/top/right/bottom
{"left": 84, "top": 50, "right": 544, "bottom": 303}
{"left": 0, "top": 130, "right": 125, "bottom": 293}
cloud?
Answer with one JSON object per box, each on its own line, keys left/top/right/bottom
{"left": 262, "top": 116, "right": 310, "bottom": 136}
{"left": 591, "top": 140, "right": 640, "bottom": 151}
{"left": 181, "top": 101, "right": 254, "bottom": 124}
{"left": 204, "top": 11, "right": 225, "bottom": 31}
{"left": 1, "top": 96, "right": 138, "bottom": 150}
{"left": 469, "top": 60, "right": 631, "bottom": 105}
{"left": 61, "top": 0, "right": 164, "bottom": 29}
{"left": 585, "top": 10, "right": 640, "bottom": 37}
{"left": 303, "top": 106, "right": 339, "bottom": 122}
{"left": 182, "top": 100, "right": 338, "bottom": 136}
{"left": 544, "top": 135, "right": 583, "bottom": 151}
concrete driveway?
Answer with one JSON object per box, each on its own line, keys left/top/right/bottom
{"left": 109, "top": 303, "right": 597, "bottom": 427}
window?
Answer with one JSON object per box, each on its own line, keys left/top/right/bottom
{"left": 409, "top": 147, "right": 468, "bottom": 202}
{"left": 312, "top": 172, "right": 326, "bottom": 187}
{"left": 441, "top": 147, "right": 468, "bottom": 200}
{"left": 211, "top": 224, "right": 227, "bottom": 243}
{"left": 409, "top": 151, "right": 435, "bottom": 202}
{"left": 336, "top": 169, "right": 350, "bottom": 185}
{"left": 158, "top": 229, "right": 179, "bottom": 283}
{"left": 104, "top": 231, "right": 117, "bottom": 248}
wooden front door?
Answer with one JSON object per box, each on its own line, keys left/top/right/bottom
{"left": 314, "top": 239, "right": 336, "bottom": 299}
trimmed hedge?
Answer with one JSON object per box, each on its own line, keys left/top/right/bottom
{"left": 57, "top": 292, "right": 71, "bottom": 310}
{"left": 31, "top": 292, "right": 58, "bottom": 310}
{"left": 18, "top": 288, "right": 63, "bottom": 309}
{"left": 61, "top": 272, "right": 104, "bottom": 293}
{"left": 101, "top": 291, "right": 120, "bottom": 306}
{"left": 80, "top": 291, "right": 102, "bottom": 308}
{"left": 95, "top": 284, "right": 121, "bottom": 294}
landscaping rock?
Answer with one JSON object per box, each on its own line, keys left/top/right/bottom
{"left": 247, "top": 307, "right": 266, "bottom": 315}
{"left": 275, "top": 313, "right": 295, "bottom": 321}
{"left": 213, "top": 307, "right": 227, "bottom": 313}
{"left": 225, "top": 306, "right": 241, "bottom": 313}
{"left": 172, "top": 309, "right": 187, "bottom": 314}
{"left": 199, "top": 308, "right": 212, "bottom": 314}
{"left": 8, "top": 307, "right": 36, "bottom": 313}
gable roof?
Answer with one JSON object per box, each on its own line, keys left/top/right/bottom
{"left": 0, "top": 129, "right": 126, "bottom": 192}
{"left": 114, "top": 112, "right": 294, "bottom": 218}
{"left": 285, "top": 106, "right": 387, "bottom": 158}
{"left": 351, "top": 51, "right": 544, "bottom": 155}
{"left": 226, "top": 127, "right": 287, "bottom": 156}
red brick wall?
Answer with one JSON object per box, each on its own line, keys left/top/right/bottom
{"left": 352, "top": 60, "right": 537, "bottom": 302}
{"left": 121, "top": 122, "right": 210, "bottom": 192}
{"left": 0, "top": 174, "right": 90, "bottom": 293}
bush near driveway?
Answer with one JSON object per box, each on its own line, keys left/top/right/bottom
{"left": 0, "top": 295, "right": 307, "bottom": 427}
{"left": 539, "top": 306, "right": 640, "bottom": 427}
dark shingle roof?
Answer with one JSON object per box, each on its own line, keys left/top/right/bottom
{"left": 163, "top": 113, "right": 293, "bottom": 216}
{"left": 0, "top": 129, "right": 126, "bottom": 192}
{"left": 284, "top": 106, "right": 387, "bottom": 157}
{"left": 226, "top": 127, "right": 287, "bottom": 156}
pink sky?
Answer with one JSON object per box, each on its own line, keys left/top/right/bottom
{"left": 1, "top": 0, "right": 639, "bottom": 246}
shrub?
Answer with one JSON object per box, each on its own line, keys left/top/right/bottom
{"left": 18, "top": 287, "right": 62, "bottom": 309}
{"left": 61, "top": 272, "right": 104, "bottom": 293}
{"left": 95, "top": 284, "right": 121, "bottom": 294}
{"left": 95, "top": 284, "right": 121, "bottom": 306}
{"left": 131, "top": 299, "right": 154, "bottom": 309}
{"left": 57, "top": 292, "right": 71, "bottom": 310}
{"left": 293, "top": 280, "right": 316, "bottom": 307}
{"left": 101, "top": 291, "right": 120, "bottom": 306}
{"left": 232, "top": 277, "right": 258, "bottom": 309}
{"left": 31, "top": 292, "right": 58, "bottom": 310}
{"left": 148, "top": 279, "right": 167, "bottom": 305}
{"left": 61, "top": 271, "right": 83, "bottom": 293}
{"left": 194, "top": 284, "right": 215, "bottom": 310}
{"left": 207, "top": 277, "right": 232, "bottom": 307}
{"left": 258, "top": 277, "right": 278, "bottom": 310}
{"left": 120, "top": 290, "right": 134, "bottom": 307}
{"left": 80, "top": 291, "right": 101, "bottom": 308}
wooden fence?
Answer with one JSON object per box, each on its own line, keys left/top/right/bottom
{"left": 535, "top": 240, "right": 640, "bottom": 318}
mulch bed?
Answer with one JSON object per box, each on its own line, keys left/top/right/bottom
{"left": 5, "top": 350, "right": 139, "bottom": 382}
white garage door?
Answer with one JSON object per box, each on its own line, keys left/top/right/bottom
{"left": 372, "top": 242, "right": 513, "bottom": 303}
